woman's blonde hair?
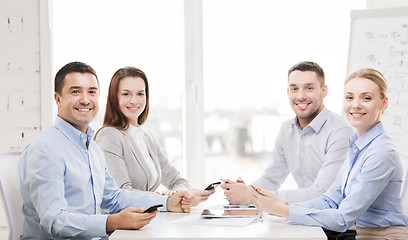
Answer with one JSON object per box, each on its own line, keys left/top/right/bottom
{"left": 345, "top": 68, "right": 388, "bottom": 99}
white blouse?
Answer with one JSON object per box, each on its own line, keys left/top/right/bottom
{"left": 127, "top": 125, "right": 159, "bottom": 187}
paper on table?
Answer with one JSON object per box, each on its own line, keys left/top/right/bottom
{"left": 171, "top": 214, "right": 260, "bottom": 227}
{"left": 201, "top": 208, "right": 261, "bottom": 218}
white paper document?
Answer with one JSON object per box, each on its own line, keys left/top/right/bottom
{"left": 171, "top": 214, "right": 260, "bottom": 227}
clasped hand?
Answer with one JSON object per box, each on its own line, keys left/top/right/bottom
{"left": 220, "top": 178, "right": 254, "bottom": 205}
{"left": 249, "top": 186, "right": 290, "bottom": 218}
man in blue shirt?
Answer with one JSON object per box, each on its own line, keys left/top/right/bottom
{"left": 19, "top": 61, "right": 192, "bottom": 239}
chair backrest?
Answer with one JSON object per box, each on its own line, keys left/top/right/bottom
{"left": 402, "top": 161, "right": 408, "bottom": 215}
{"left": 0, "top": 152, "right": 23, "bottom": 240}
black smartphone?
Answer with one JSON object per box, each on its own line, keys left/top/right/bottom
{"left": 143, "top": 204, "right": 163, "bottom": 213}
{"left": 204, "top": 181, "right": 221, "bottom": 190}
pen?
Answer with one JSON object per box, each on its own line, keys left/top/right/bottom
{"left": 224, "top": 205, "right": 255, "bottom": 209}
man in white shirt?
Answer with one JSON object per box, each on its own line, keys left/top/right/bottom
{"left": 221, "top": 61, "right": 354, "bottom": 204}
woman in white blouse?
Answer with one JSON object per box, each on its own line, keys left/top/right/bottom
{"left": 95, "top": 67, "right": 214, "bottom": 205}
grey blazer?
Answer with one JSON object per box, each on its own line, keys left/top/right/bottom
{"left": 95, "top": 126, "right": 191, "bottom": 193}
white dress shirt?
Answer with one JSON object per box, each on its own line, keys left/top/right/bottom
{"left": 252, "top": 107, "right": 354, "bottom": 202}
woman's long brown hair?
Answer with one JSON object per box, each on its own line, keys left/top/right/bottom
{"left": 95, "top": 67, "right": 149, "bottom": 138}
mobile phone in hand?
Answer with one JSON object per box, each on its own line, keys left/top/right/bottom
{"left": 220, "top": 178, "right": 228, "bottom": 183}
{"left": 143, "top": 204, "right": 163, "bottom": 213}
{"left": 204, "top": 181, "right": 221, "bottom": 190}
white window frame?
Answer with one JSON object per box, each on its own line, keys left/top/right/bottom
{"left": 40, "top": 0, "right": 53, "bottom": 130}
{"left": 182, "top": 0, "right": 205, "bottom": 188}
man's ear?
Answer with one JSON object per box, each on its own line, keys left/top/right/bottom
{"left": 322, "top": 85, "right": 328, "bottom": 98}
{"left": 54, "top": 92, "right": 61, "bottom": 107}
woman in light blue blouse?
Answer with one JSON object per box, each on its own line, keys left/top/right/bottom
{"left": 250, "top": 68, "right": 408, "bottom": 239}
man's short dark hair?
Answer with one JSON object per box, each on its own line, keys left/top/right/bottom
{"left": 54, "top": 61, "right": 98, "bottom": 94}
{"left": 288, "top": 61, "right": 325, "bottom": 86}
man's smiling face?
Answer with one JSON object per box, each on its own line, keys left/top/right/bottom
{"left": 287, "top": 70, "right": 327, "bottom": 128}
{"left": 54, "top": 72, "right": 99, "bottom": 133}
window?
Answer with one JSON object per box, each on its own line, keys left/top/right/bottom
{"left": 53, "top": 0, "right": 366, "bottom": 190}
{"left": 52, "top": 0, "right": 185, "bottom": 170}
{"left": 202, "top": 0, "right": 365, "bottom": 186}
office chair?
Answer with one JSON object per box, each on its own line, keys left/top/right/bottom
{"left": 401, "top": 162, "right": 408, "bottom": 215}
{"left": 0, "top": 152, "right": 23, "bottom": 240}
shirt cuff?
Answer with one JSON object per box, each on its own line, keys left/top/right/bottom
{"left": 150, "top": 194, "right": 168, "bottom": 212}
{"left": 288, "top": 205, "right": 310, "bottom": 224}
{"left": 87, "top": 214, "right": 109, "bottom": 237}
{"left": 162, "top": 195, "right": 169, "bottom": 212}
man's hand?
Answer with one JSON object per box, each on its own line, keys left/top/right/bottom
{"left": 188, "top": 188, "right": 216, "bottom": 206}
{"left": 106, "top": 207, "right": 158, "bottom": 233}
{"left": 220, "top": 178, "right": 254, "bottom": 205}
{"left": 166, "top": 191, "right": 192, "bottom": 212}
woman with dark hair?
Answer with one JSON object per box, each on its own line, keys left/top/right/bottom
{"left": 95, "top": 67, "right": 213, "bottom": 205}
{"left": 249, "top": 68, "right": 408, "bottom": 239}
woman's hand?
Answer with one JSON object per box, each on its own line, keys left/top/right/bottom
{"left": 249, "top": 186, "right": 290, "bottom": 218}
{"left": 166, "top": 191, "right": 192, "bottom": 212}
{"left": 160, "top": 190, "right": 176, "bottom": 196}
{"left": 188, "top": 188, "right": 216, "bottom": 206}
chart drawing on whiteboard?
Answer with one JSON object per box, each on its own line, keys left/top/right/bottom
{"left": 347, "top": 8, "right": 408, "bottom": 172}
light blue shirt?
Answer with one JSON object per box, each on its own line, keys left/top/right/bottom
{"left": 289, "top": 122, "right": 408, "bottom": 232}
{"left": 19, "top": 116, "right": 168, "bottom": 239}
{"left": 252, "top": 107, "right": 354, "bottom": 202}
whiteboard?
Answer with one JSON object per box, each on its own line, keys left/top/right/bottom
{"left": 348, "top": 7, "right": 408, "bottom": 170}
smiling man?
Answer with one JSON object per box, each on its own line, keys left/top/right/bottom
{"left": 54, "top": 70, "right": 99, "bottom": 133}
{"left": 18, "top": 62, "right": 192, "bottom": 239}
{"left": 222, "top": 61, "right": 354, "bottom": 205}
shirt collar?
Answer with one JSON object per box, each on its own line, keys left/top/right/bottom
{"left": 349, "top": 122, "right": 384, "bottom": 151}
{"left": 291, "top": 106, "right": 328, "bottom": 133}
{"left": 55, "top": 116, "right": 95, "bottom": 145}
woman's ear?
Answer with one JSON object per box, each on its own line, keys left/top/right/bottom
{"left": 381, "top": 96, "right": 388, "bottom": 112}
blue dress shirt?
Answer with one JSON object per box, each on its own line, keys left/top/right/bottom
{"left": 289, "top": 122, "right": 408, "bottom": 232}
{"left": 19, "top": 116, "right": 168, "bottom": 239}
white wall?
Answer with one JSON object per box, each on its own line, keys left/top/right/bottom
{"left": 367, "top": 0, "right": 408, "bottom": 8}
{"left": 0, "top": 0, "right": 52, "bottom": 153}
{"left": 0, "top": 0, "right": 52, "bottom": 236}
